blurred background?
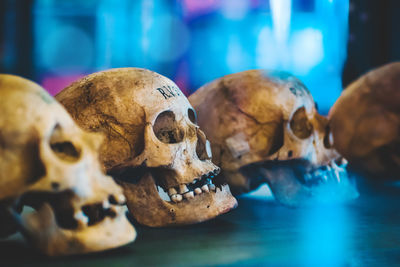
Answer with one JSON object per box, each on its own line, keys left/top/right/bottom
{"left": 0, "top": 0, "right": 399, "bottom": 114}
{"left": 0, "top": 2, "right": 399, "bottom": 265}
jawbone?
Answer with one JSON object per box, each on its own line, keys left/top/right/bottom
{"left": 16, "top": 202, "right": 136, "bottom": 256}
{"left": 240, "top": 159, "right": 359, "bottom": 207}
{"left": 121, "top": 173, "right": 238, "bottom": 227}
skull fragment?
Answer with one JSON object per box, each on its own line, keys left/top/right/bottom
{"left": 56, "top": 68, "right": 237, "bottom": 227}
{"left": 189, "top": 70, "right": 359, "bottom": 206}
{"left": 0, "top": 74, "right": 136, "bottom": 256}
{"left": 329, "top": 62, "right": 400, "bottom": 181}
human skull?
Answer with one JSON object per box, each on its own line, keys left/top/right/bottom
{"left": 56, "top": 68, "right": 237, "bottom": 227}
{"left": 189, "top": 70, "right": 359, "bottom": 206}
{"left": 329, "top": 62, "right": 400, "bottom": 180}
{"left": 0, "top": 74, "right": 136, "bottom": 256}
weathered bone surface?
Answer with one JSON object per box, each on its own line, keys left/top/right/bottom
{"left": 0, "top": 74, "right": 136, "bottom": 256}
{"left": 189, "top": 70, "right": 358, "bottom": 206}
{"left": 329, "top": 62, "right": 400, "bottom": 180}
{"left": 56, "top": 68, "right": 237, "bottom": 227}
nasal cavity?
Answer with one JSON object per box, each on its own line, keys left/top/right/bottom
{"left": 196, "top": 130, "right": 212, "bottom": 160}
{"left": 49, "top": 124, "right": 81, "bottom": 162}
{"left": 188, "top": 108, "right": 197, "bottom": 124}
{"left": 323, "top": 124, "right": 334, "bottom": 149}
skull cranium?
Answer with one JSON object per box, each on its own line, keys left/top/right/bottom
{"left": 56, "top": 68, "right": 237, "bottom": 227}
{"left": 189, "top": 70, "right": 359, "bottom": 206}
{"left": 329, "top": 62, "right": 400, "bottom": 181}
{"left": 0, "top": 74, "right": 136, "bottom": 256}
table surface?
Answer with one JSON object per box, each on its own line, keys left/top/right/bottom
{"left": 1, "top": 180, "right": 400, "bottom": 267}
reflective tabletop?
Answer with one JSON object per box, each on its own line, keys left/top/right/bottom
{"left": 1, "top": 180, "right": 400, "bottom": 266}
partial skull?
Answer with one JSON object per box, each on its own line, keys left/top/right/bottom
{"left": 329, "top": 62, "right": 400, "bottom": 181}
{"left": 56, "top": 68, "right": 237, "bottom": 227}
{"left": 0, "top": 74, "right": 136, "bottom": 256}
{"left": 189, "top": 70, "right": 359, "bottom": 206}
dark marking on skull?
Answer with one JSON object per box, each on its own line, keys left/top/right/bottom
{"left": 156, "top": 86, "right": 182, "bottom": 99}
{"left": 83, "top": 82, "right": 95, "bottom": 104}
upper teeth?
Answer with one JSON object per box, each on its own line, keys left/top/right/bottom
{"left": 157, "top": 168, "right": 220, "bottom": 203}
{"left": 168, "top": 188, "right": 177, "bottom": 195}
{"left": 303, "top": 160, "right": 347, "bottom": 186}
{"left": 194, "top": 188, "right": 202, "bottom": 195}
{"left": 184, "top": 191, "right": 194, "bottom": 199}
{"left": 102, "top": 200, "right": 110, "bottom": 209}
{"left": 179, "top": 184, "right": 189, "bottom": 194}
{"left": 201, "top": 184, "right": 210, "bottom": 193}
{"left": 208, "top": 184, "right": 216, "bottom": 191}
{"left": 115, "top": 194, "right": 126, "bottom": 204}
{"left": 74, "top": 210, "right": 89, "bottom": 226}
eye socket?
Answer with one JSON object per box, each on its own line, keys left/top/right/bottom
{"left": 188, "top": 108, "right": 197, "bottom": 124}
{"left": 290, "top": 107, "right": 313, "bottom": 139}
{"left": 153, "top": 111, "right": 184, "bottom": 144}
{"left": 50, "top": 124, "right": 81, "bottom": 162}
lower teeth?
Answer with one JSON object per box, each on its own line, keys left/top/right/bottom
{"left": 202, "top": 184, "right": 210, "bottom": 193}
{"left": 171, "top": 194, "right": 183, "bottom": 203}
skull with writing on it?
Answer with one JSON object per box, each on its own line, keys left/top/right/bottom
{"left": 56, "top": 68, "right": 237, "bottom": 227}
{"left": 189, "top": 70, "right": 359, "bottom": 206}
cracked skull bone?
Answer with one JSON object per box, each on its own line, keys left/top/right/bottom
{"left": 189, "top": 70, "right": 358, "bottom": 206}
{"left": 56, "top": 68, "right": 237, "bottom": 227}
{"left": 329, "top": 62, "right": 400, "bottom": 180}
{"left": 0, "top": 74, "right": 136, "bottom": 256}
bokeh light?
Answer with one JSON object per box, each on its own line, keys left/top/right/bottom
{"left": 41, "top": 25, "right": 93, "bottom": 75}
{"left": 29, "top": 0, "right": 348, "bottom": 111}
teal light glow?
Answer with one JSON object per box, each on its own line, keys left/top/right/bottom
{"left": 33, "top": 0, "right": 349, "bottom": 109}
{"left": 298, "top": 203, "right": 353, "bottom": 266}
{"left": 188, "top": 0, "right": 349, "bottom": 112}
